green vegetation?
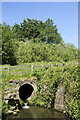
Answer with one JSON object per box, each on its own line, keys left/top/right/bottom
{"left": 31, "top": 62, "right": 80, "bottom": 120}
{"left": 1, "top": 18, "right": 80, "bottom": 120}
{"left": 2, "top": 61, "right": 80, "bottom": 120}
{"left": 1, "top": 18, "right": 78, "bottom": 65}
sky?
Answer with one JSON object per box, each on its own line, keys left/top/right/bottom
{"left": 2, "top": 2, "right": 78, "bottom": 48}
{"left": 78, "top": 2, "right": 80, "bottom": 50}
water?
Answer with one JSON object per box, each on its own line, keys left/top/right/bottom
{"left": 7, "top": 106, "right": 66, "bottom": 120}
{"left": 22, "top": 103, "right": 30, "bottom": 109}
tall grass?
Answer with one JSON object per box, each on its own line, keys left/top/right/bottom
{"left": 2, "top": 62, "right": 63, "bottom": 82}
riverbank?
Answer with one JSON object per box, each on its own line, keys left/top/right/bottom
{"left": 1, "top": 61, "right": 80, "bottom": 120}
{"left": 2, "top": 105, "right": 66, "bottom": 120}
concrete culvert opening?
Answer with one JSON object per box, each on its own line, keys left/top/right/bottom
{"left": 19, "top": 83, "right": 34, "bottom": 101}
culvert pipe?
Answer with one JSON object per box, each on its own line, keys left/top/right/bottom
{"left": 19, "top": 83, "right": 34, "bottom": 101}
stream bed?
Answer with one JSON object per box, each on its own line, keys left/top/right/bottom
{"left": 6, "top": 106, "right": 66, "bottom": 120}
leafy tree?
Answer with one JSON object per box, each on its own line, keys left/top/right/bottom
{"left": 2, "top": 22, "right": 17, "bottom": 65}
{"left": 12, "top": 23, "right": 21, "bottom": 39}
{"left": 18, "top": 18, "right": 63, "bottom": 44}
{"left": 44, "top": 18, "right": 62, "bottom": 43}
{"left": 2, "top": 18, "right": 78, "bottom": 65}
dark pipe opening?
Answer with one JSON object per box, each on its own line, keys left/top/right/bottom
{"left": 19, "top": 84, "right": 34, "bottom": 101}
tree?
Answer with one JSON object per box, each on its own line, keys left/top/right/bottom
{"left": 2, "top": 22, "right": 17, "bottom": 65}
{"left": 2, "top": 18, "right": 78, "bottom": 65}
{"left": 44, "top": 18, "right": 62, "bottom": 44}
{"left": 18, "top": 18, "right": 63, "bottom": 44}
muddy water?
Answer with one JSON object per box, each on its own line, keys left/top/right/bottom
{"left": 7, "top": 106, "right": 66, "bottom": 120}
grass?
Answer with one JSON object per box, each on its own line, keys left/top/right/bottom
{"left": 0, "top": 85, "right": 2, "bottom": 112}
{"left": 1, "top": 61, "right": 80, "bottom": 120}
{"left": 1, "top": 62, "right": 63, "bottom": 82}
{"left": 1, "top": 60, "right": 78, "bottom": 83}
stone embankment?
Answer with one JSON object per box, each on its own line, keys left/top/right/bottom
{"left": 3, "top": 79, "right": 65, "bottom": 115}
{"left": 54, "top": 84, "right": 65, "bottom": 111}
{"left": 3, "top": 78, "right": 37, "bottom": 115}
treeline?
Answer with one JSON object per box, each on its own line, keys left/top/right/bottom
{"left": 1, "top": 18, "right": 78, "bottom": 65}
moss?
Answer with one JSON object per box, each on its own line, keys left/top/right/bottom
{"left": 19, "top": 100, "right": 24, "bottom": 106}
{"left": 28, "top": 100, "right": 34, "bottom": 106}
{"left": 54, "top": 108, "right": 63, "bottom": 113}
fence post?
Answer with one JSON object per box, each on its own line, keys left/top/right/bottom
{"left": 62, "top": 64, "right": 63, "bottom": 72}
{"left": 41, "top": 64, "right": 44, "bottom": 67}
{"left": 31, "top": 65, "right": 33, "bottom": 72}
{"left": 51, "top": 64, "right": 53, "bottom": 68}
{"left": 8, "top": 66, "right": 10, "bottom": 74}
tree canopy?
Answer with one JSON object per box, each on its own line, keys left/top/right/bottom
{"left": 2, "top": 18, "right": 78, "bottom": 65}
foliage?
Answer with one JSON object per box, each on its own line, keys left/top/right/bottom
{"left": 2, "top": 22, "right": 18, "bottom": 65}
{"left": 14, "top": 41, "right": 78, "bottom": 64}
{"left": 2, "top": 18, "right": 78, "bottom": 65}
{"left": 31, "top": 67, "right": 60, "bottom": 108}
{"left": 63, "top": 64, "right": 80, "bottom": 120}
{"left": 31, "top": 62, "right": 80, "bottom": 120}
{"left": 1, "top": 18, "right": 80, "bottom": 120}
{"left": 2, "top": 61, "right": 80, "bottom": 120}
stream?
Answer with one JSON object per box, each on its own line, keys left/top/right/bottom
{"left": 6, "top": 106, "right": 66, "bottom": 120}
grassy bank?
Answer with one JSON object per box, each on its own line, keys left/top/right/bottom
{"left": 1, "top": 61, "right": 80, "bottom": 120}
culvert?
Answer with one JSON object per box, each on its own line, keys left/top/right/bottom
{"left": 19, "top": 83, "right": 34, "bottom": 101}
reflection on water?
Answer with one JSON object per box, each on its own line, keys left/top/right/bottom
{"left": 9, "top": 106, "right": 66, "bottom": 119}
